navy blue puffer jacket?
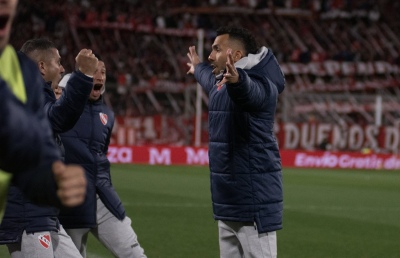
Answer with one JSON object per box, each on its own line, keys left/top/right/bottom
{"left": 43, "top": 70, "right": 94, "bottom": 160}
{"left": 0, "top": 52, "right": 64, "bottom": 243}
{"left": 59, "top": 97, "right": 125, "bottom": 228}
{"left": 194, "top": 47, "right": 285, "bottom": 233}
{"left": 0, "top": 52, "right": 93, "bottom": 243}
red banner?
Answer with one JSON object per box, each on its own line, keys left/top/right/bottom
{"left": 108, "top": 145, "right": 400, "bottom": 170}
{"left": 112, "top": 117, "right": 400, "bottom": 153}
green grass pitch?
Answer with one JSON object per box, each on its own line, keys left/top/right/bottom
{"left": 1, "top": 164, "right": 399, "bottom": 257}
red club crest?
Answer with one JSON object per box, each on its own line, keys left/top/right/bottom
{"left": 99, "top": 112, "right": 108, "bottom": 125}
{"left": 38, "top": 234, "right": 51, "bottom": 249}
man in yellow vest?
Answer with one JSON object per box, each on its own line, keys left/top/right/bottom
{"left": 0, "top": 0, "right": 87, "bottom": 223}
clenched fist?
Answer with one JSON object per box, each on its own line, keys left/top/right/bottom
{"left": 52, "top": 161, "right": 87, "bottom": 207}
{"left": 75, "top": 49, "right": 99, "bottom": 77}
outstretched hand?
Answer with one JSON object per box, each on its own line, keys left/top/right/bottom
{"left": 186, "top": 46, "right": 200, "bottom": 75}
{"left": 223, "top": 49, "right": 239, "bottom": 84}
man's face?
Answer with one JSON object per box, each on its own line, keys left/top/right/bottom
{"left": 89, "top": 61, "right": 106, "bottom": 101}
{"left": 208, "top": 34, "right": 232, "bottom": 75}
{"left": 0, "top": 0, "right": 18, "bottom": 51}
{"left": 42, "top": 48, "right": 65, "bottom": 87}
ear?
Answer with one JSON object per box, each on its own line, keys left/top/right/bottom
{"left": 233, "top": 50, "right": 244, "bottom": 62}
{"left": 38, "top": 61, "right": 46, "bottom": 75}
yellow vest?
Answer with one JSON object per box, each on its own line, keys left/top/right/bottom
{"left": 0, "top": 45, "right": 27, "bottom": 221}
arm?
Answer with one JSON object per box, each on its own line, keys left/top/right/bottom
{"left": 193, "top": 63, "right": 215, "bottom": 94}
{"left": 1, "top": 61, "right": 86, "bottom": 207}
{"left": 44, "top": 49, "right": 98, "bottom": 133}
{"left": 187, "top": 46, "right": 215, "bottom": 94}
{"left": 226, "top": 69, "right": 273, "bottom": 110}
{"left": 44, "top": 70, "right": 93, "bottom": 133}
{"left": 9, "top": 76, "right": 86, "bottom": 207}
{"left": 0, "top": 79, "right": 44, "bottom": 172}
{"left": 223, "top": 48, "right": 274, "bottom": 110}
{"left": 10, "top": 116, "right": 87, "bottom": 208}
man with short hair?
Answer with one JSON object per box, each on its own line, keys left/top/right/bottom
{"left": 20, "top": 38, "right": 98, "bottom": 159}
{"left": 0, "top": 36, "right": 98, "bottom": 257}
{"left": 0, "top": 0, "right": 86, "bottom": 240}
{"left": 187, "top": 26, "right": 285, "bottom": 258}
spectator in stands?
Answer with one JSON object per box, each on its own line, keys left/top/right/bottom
{"left": 187, "top": 26, "right": 285, "bottom": 258}
{"left": 0, "top": 1, "right": 87, "bottom": 256}
{"left": 59, "top": 56, "right": 147, "bottom": 258}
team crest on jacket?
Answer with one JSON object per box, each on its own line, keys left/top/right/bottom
{"left": 99, "top": 113, "right": 108, "bottom": 125}
{"left": 38, "top": 234, "right": 51, "bottom": 249}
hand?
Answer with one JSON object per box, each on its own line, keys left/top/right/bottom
{"left": 224, "top": 49, "right": 239, "bottom": 84}
{"left": 75, "top": 49, "right": 99, "bottom": 77}
{"left": 52, "top": 161, "right": 87, "bottom": 207}
{"left": 53, "top": 85, "right": 63, "bottom": 100}
{"left": 186, "top": 46, "right": 200, "bottom": 75}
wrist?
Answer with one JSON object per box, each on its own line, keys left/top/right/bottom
{"left": 78, "top": 69, "right": 93, "bottom": 78}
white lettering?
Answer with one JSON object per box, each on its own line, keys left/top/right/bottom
{"left": 365, "top": 125, "right": 379, "bottom": 149}
{"left": 107, "top": 147, "right": 118, "bottom": 163}
{"left": 384, "top": 127, "right": 399, "bottom": 152}
{"left": 185, "top": 148, "right": 209, "bottom": 165}
{"left": 332, "top": 125, "right": 348, "bottom": 150}
{"left": 295, "top": 152, "right": 385, "bottom": 169}
{"left": 383, "top": 156, "right": 400, "bottom": 170}
{"left": 117, "top": 147, "right": 132, "bottom": 163}
{"left": 149, "top": 148, "right": 171, "bottom": 165}
{"left": 284, "top": 123, "right": 299, "bottom": 149}
{"left": 348, "top": 125, "right": 363, "bottom": 150}
{"left": 294, "top": 152, "right": 337, "bottom": 167}
{"left": 316, "top": 124, "right": 332, "bottom": 146}
{"left": 300, "top": 124, "right": 316, "bottom": 150}
{"left": 107, "top": 147, "right": 132, "bottom": 163}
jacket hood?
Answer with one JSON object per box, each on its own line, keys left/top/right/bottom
{"left": 235, "top": 46, "right": 285, "bottom": 94}
{"left": 59, "top": 73, "right": 71, "bottom": 88}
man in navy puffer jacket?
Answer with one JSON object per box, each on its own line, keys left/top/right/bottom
{"left": 187, "top": 26, "right": 285, "bottom": 258}
{"left": 0, "top": 38, "right": 97, "bottom": 257}
{"left": 59, "top": 58, "right": 146, "bottom": 258}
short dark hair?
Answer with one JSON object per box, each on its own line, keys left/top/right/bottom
{"left": 216, "top": 26, "right": 259, "bottom": 56}
{"left": 20, "top": 38, "right": 57, "bottom": 63}
{"left": 20, "top": 38, "right": 56, "bottom": 55}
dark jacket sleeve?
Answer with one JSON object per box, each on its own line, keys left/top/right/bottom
{"left": 226, "top": 69, "right": 274, "bottom": 111}
{"left": 44, "top": 71, "right": 93, "bottom": 133}
{"left": 194, "top": 63, "right": 216, "bottom": 94}
{"left": 3, "top": 54, "right": 65, "bottom": 207}
{"left": 11, "top": 77, "right": 61, "bottom": 206}
{"left": 0, "top": 79, "right": 44, "bottom": 173}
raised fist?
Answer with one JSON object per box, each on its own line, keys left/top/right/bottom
{"left": 75, "top": 49, "right": 99, "bottom": 77}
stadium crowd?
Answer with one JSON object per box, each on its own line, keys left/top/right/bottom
{"left": 10, "top": 0, "right": 400, "bottom": 133}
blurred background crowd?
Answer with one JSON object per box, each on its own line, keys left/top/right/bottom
{"left": 10, "top": 0, "right": 400, "bottom": 148}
